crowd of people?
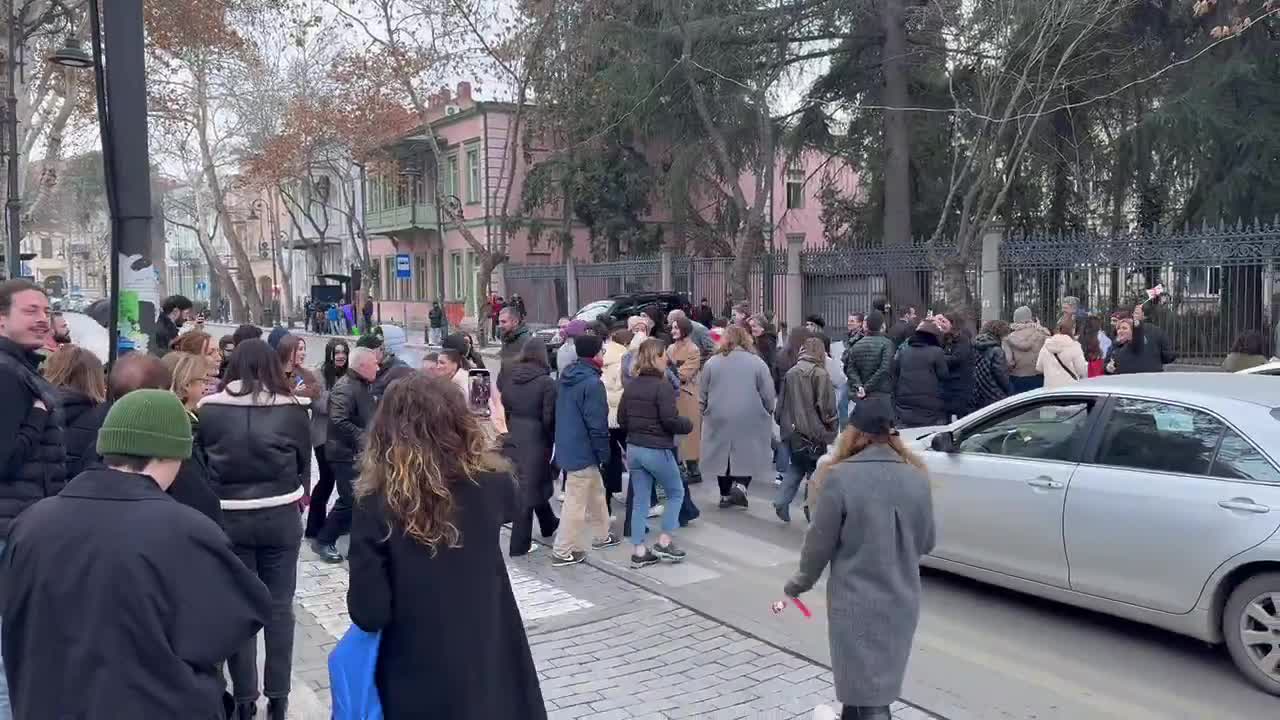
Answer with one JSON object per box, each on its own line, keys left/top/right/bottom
{"left": 5, "top": 271, "right": 1277, "bottom": 720}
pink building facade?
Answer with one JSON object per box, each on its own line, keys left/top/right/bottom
{"left": 364, "top": 82, "right": 856, "bottom": 328}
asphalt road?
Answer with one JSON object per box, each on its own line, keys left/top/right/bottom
{"left": 210, "top": 322, "right": 1277, "bottom": 718}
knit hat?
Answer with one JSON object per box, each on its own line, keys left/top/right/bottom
{"left": 1012, "top": 306, "right": 1034, "bottom": 324}
{"left": 96, "top": 389, "right": 192, "bottom": 460}
{"left": 850, "top": 396, "right": 896, "bottom": 436}
{"left": 442, "top": 333, "right": 469, "bottom": 354}
{"left": 575, "top": 334, "right": 603, "bottom": 359}
{"left": 563, "top": 319, "right": 589, "bottom": 339}
{"left": 356, "top": 333, "right": 384, "bottom": 350}
{"left": 267, "top": 327, "right": 290, "bottom": 349}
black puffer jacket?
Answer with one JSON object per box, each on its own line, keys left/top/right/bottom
{"left": 617, "top": 370, "right": 692, "bottom": 450}
{"left": 499, "top": 363, "right": 556, "bottom": 507}
{"left": 0, "top": 338, "right": 67, "bottom": 538}
{"left": 326, "top": 374, "right": 375, "bottom": 463}
{"left": 1106, "top": 322, "right": 1174, "bottom": 375}
{"left": 58, "top": 388, "right": 106, "bottom": 478}
{"left": 891, "top": 330, "right": 949, "bottom": 428}
{"left": 197, "top": 382, "right": 312, "bottom": 507}
{"left": 941, "top": 333, "right": 976, "bottom": 419}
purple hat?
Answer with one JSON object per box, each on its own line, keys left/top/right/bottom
{"left": 563, "top": 320, "right": 589, "bottom": 339}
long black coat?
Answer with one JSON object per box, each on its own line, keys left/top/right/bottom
{"left": 1, "top": 469, "right": 271, "bottom": 719}
{"left": 499, "top": 363, "right": 557, "bottom": 507}
{"left": 891, "top": 331, "right": 949, "bottom": 428}
{"left": 941, "top": 334, "right": 976, "bottom": 419}
{"left": 347, "top": 473, "right": 546, "bottom": 720}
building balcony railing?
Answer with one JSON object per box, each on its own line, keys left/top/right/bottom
{"left": 365, "top": 203, "right": 440, "bottom": 236}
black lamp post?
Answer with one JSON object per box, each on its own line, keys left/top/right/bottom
{"left": 49, "top": 0, "right": 156, "bottom": 364}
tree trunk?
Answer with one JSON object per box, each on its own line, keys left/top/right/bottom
{"left": 194, "top": 66, "right": 263, "bottom": 322}
{"left": 880, "top": 0, "right": 922, "bottom": 313}
{"left": 942, "top": 260, "right": 976, "bottom": 328}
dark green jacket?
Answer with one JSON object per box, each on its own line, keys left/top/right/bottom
{"left": 843, "top": 334, "right": 896, "bottom": 396}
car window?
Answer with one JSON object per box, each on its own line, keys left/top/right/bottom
{"left": 1095, "top": 398, "right": 1224, "bottom": 475}
{"left": 574, "top": 301, "right": 613, "bottom": 322}
{"left": 957, "top": 400, "right": 1093, "bottom": 462}
{"left": 1211, "top": 430, "right": 1280, "bottom": 484}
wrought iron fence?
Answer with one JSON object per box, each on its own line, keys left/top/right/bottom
{"left": 999, "top": 220, "right": 1280, "bottom": 364}
{"left": 503, "top": 262, "right": 569, "bottom": 326}
{"left": 799, "top": 243, "right": 981, "bottom": 332}
{"left": 574, "top": 255, "right": 663, "bottom": 308}
{"left": 673, "top": 251, "right": 788, "bottom": 322}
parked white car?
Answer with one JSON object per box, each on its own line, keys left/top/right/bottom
{"left": 1237, "top": 360, "right": 1280, "bottom": 376}
{"left": 906, "top": 374, "right": 1280, "bottom": 694}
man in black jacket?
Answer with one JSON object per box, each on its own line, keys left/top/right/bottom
{"left": 313, "top": 346, "right": 379, "bottom": 563}
{"left": 0, "top": 279, "right": 67, "bottom": 714}
{"left": 2, "top": 389, "right": 270, "bottom": 720}
{"left": 885, "top": 305, "right": 919, "bottom": 348}
{"left": 152, "top": 294, "right": 193, "bottom": 357}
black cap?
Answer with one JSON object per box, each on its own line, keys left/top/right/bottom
{"left": 850, "top": 396, "right": 896, "bottom": 436}
{"left": 575, "top": 334, "right": 603, "bottom": 359}
{"left": 356, "top": 333, "right": 384, "bottom": 350}
{"left": 442, "top": 333, "right": 468, "bottom": 354}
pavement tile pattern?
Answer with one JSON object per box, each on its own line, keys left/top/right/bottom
{"left": 282, "top": 541, "right": 937, "bottom": 720}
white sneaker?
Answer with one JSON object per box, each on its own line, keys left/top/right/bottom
{"left": 811, "top": 705, "right": 839, "bottom": 720}
{"left": 558, "top": 492, "right": 565, "bottom": 502}
{"left": 647, "top": 504, "right": 665, "bottom": 519}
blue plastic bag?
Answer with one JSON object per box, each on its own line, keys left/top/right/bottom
{"left": 328, "top": 625, "right": 384, "bottom": 720}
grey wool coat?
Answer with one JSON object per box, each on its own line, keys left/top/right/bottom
{"left": 698, "top": 349, "right": 776, "bottom": 486}
{"left": 785, "top": 444, "right": 936, "bottom": 706}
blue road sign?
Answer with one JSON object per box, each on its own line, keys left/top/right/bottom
{"left": 396, "top": 253, "right": 411, "bottom": 279}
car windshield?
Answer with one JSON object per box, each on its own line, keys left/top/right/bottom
{"left": 574, "top": 300, "right": 614, "bottom": 322}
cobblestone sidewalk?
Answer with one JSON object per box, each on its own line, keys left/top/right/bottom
{"left": 282, "top": 541, "right": 938, "bottom": 720}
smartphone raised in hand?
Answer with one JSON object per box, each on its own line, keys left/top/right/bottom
{"left": 468, "top": 369, "right": 492, "bottom": 417}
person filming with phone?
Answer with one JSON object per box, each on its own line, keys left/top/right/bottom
{"left": 311, "top": 347, "right": 379, "bottom": 564}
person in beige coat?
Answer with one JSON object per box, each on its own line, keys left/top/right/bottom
{"left": 666, "top": 316, "right": 704, "bottom": 484}
{"left": 602, "top": 329, "right": 632, "bottom": 505}
{"left": 1003, "top": 306, "right": 1050, "bottom": 393}
{"left": 1036, "top": 317, "right": 1089, "bottom": 389}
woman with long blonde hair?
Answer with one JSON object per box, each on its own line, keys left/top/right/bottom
{"left": 785, "top": 397, "right": 935, "bottom": 720}
{"left": 346, "top": 373, "right": 546, "bottom": 719}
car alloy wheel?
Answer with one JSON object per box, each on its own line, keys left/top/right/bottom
{"left": 1224, "top": 572, "right": 1280, "bottom": 695}
{"left": 1239, "top": 591, "right": 1280, "bottom": 678}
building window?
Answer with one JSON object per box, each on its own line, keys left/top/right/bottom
{"left": 785, "top": 166, "right": 805, "bottom": 210}
{"left": 450, "top": 252, "right": 463, "bottom": 301}
{"left": 383, "top": 256, "right": 396, "bottom": 301}
{"left": 466, "top": 147, "right": 482, "bottom": 204}
{"left": 415, "top": 254, "right": 428, "bottom": 300}
{"left": 439, "top": 154, "right": 460, "bottom": 200}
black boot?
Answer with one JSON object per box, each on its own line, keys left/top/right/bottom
{"left": 267, "top": 697, "right": 288, "bottom": 720}
{"left": 233, "top": 701, "right": 256, "bottom": 720}
{"left": 685, "top": 459, "right": 702, "bottom": 484}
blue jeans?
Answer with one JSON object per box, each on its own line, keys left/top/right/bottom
{"left": 0, "top": 538, "right": 10, "bottom": 720}
{"left": 774, "top": 441, "right": 791, "bottom": 476}
{"left": 626, "top": 445, "right": 685, "bottom": 547}
{"left": 775, "top": 448, "right": 820, "bottom": 509}
{"left": 837, "top": 384, "right": 850, "bottom": 433}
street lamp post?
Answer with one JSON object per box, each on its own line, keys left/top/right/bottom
{"left": 4, "top": 0, "right": 22, "bottom": 279}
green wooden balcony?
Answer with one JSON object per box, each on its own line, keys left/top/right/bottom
{"left": 365, "top": 203, "right": 439, "bottom": 235}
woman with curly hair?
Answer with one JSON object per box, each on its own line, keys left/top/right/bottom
{"left": 346, "top": 374, "right": 546, "bottom": 719}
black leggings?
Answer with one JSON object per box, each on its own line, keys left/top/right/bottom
{"left": 304, "top": 445, "right": 335, "bottom": 538}
{"left": 842, "top": 706, "right": 891, "bottom": 720}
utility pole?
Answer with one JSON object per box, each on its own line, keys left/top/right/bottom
{"left": 103, "top": 0, "right": 157, "bottom": 359}
{"left": 4, "top": 0, "right": 22, "bottom": 279}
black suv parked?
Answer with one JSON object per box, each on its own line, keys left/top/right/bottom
{"left": 537, "top": 292, "right": 691, "bottom": 369}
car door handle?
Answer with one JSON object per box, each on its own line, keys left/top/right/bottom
{"left": 1026, "top": 478, "right": 1065, "bottom": 490}
{"left": 1218, "top": 499, "right": 1271, "bottom": 514}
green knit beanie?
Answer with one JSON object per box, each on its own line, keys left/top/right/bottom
{"left": 97, "top": 389, "right": 193, "bottom": 461}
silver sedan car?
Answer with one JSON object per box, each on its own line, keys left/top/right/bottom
{"left": 907, "top": 374, "right": 1280, "bottom": 694}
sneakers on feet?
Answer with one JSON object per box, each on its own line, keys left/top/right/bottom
{"left": 630, "top": 550, "right": 660, "bottom": 569}
{"left": 591, "top": 533, "right": 622, "bottom": 550}
{"left": 718, "top": 497, "right": 733, "bottom": 509}
{"left": 647, "top": 503, "right": 665, "bottom": 519}
{"left": 775, "top": 503, "right": 791, "bottom": 523}
{"left": 773, "top": 473, "right": 783, "bottom": 486}
{"left": 653, "top": 542, "right": 687, "bottom": 562}
{"left": 557, "top": 492, "right": 565, "bottom": 502}
{"left": 730, "top": 483, "right": 749, "bottom": 508}
{"left": 551, "top": 549, "right": 586, "bottom": 567}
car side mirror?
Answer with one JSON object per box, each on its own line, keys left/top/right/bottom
{"left": 930, "top": 431, "right": 958, "bottom": 453}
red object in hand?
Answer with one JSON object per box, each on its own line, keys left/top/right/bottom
{"left": 791, "top": 597, "right": 812, "bottom": 618}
